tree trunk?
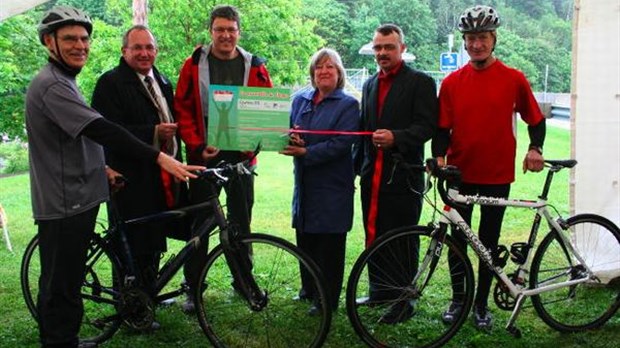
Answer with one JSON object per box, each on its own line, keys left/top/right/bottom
{"left": 133, "top": 0, "right": 147, "bottom": 25}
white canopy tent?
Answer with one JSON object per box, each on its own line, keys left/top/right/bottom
{"left": 0, "top": 0, "right": 49, "bottom": 21}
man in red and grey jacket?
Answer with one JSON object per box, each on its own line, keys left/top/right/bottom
{"left": 174, "top": 4, "right": 272, "bottom": 312}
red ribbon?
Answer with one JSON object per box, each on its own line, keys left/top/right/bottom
{"left": 238, "top": 127, "right": 373, "bottom": 136}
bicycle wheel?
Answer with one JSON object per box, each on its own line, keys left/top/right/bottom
{"left": 196, "top": 233, "right": 331, "bottom": 348}
{"left": 79, "top": 233, "right": 124, "bottom": 344}
{"left": 20, "top": 233, "right": 124, "bottom": 344}
{"left": 531, "top": 214, "right": 620, "bottom": 332}
{"left": 346, "top": 226, "right": 474, "bottom": 348}
{"left": 20, "top": 235, "right": 40, "bottom": 321}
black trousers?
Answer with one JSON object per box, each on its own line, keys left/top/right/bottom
{"left": 448, "top": 183, "right": 511, "bottom": 308}
{"left": 361, "top": 190, "right": 422, "bottom": 301}
{"left": 37, "top": 206, "right": 99, "bottom": 348}
{"left": 296, "top": 231, "right": 347, "bottom": 310}
{"left": 183, "top": 172, "right": 254, "bottom": 290}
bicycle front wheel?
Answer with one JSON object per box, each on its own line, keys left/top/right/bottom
{"left": 196, "top": 233, "right": 331, "bottom": 348}
{"left": 346, "top": 226, "right": 474, "bottom": 348}
{"left": 20, "top": 233, "right": 124, "bottom": 344}
{"left": 531, "top": 214, "right": 620, "bottom": 332}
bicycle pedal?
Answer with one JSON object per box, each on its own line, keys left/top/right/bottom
{"left": 494, "top": 245, "right": 509, "bottom": 268}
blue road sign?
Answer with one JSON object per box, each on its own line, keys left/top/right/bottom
{"left": 440, "top": 52, "right": 459, "bottom": 72}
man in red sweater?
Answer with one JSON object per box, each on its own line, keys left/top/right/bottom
{"left": 432, "top": 5, "right": 545, "bottom": 330}
{"left": 174, "top": 4, "right": 272, "bottom": 312}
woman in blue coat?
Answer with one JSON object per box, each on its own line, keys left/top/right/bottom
{"left": 280, "top": 48, "right": 360, "bottom": 313}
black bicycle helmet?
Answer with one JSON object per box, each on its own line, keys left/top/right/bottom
{"left": 458, "top": 5, "right": 501, "bottom": 33}
{"left": 38, "top": 5, "right": 93, "bottom": 45}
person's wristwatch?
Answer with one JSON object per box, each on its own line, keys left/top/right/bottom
{"left": 528, "top": 145, "right": 543, "bottom": 155}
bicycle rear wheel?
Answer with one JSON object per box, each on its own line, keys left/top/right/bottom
{"left": 346, "top": 226, "right": 474, "bottom": 348}
{"left": 196, "top": 233, "right": 331, "bottom": 348}
{"left": 20, "top": 233, "right": 124, "bottom": 344}
{"left": 531, "top": 214, "right": 620, "bottom": 332}
{"left": 20, "top": 235, "right": 40, "bottom": 321}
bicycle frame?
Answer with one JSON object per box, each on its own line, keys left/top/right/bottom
{"left": 426, "top": 161, "right": 598, "bottom": 330}
{"left": 107, "top": 163, "right": 264, "bottom": 309}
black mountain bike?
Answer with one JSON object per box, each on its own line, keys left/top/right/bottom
{"left": 21, "top": 159, "right": 331, "bottom": 347}
{"left": 346, "top": 158, "right": 620, "bottom": 347}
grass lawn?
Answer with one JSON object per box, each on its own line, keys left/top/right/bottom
{"left": 0, "top": 123, "right": 618, "bottom": 347}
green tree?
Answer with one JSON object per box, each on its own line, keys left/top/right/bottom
{"left": 0, "top": 12, "right": 43, "bottom": 140}
{"left": 301, "top": 0, "right": 350, "bottom": 59}
{"left": 144, "top": 0, "right": 322, "bottom": 86}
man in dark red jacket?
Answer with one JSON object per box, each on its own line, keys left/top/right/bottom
{"left": 174, "top": 4, "right": 272, "bottom": 312}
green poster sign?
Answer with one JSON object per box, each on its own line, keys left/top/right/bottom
{"left": 208, "top": 85, "right": 291, "bottom": 151}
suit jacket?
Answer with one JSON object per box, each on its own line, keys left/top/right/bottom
{"left": 356, "top": 64, "right": 438, "bottom": 195}
{"left": 92, "top": 58, "right": 188, "bottom": 252}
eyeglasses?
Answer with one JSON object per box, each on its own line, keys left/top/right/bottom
{"left": 127, "top": 45, "right": 157, "bottom": 53}
{"left": 212, "top": 27, "right": 239, "bottom": 34}
{"left": 372, "top": 44, "right": 398, "bottom": 52}
{"left": 58, "top": 35, "right": 90, "bottom": 45}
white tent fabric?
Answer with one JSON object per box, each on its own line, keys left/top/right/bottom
{"left": 0, "top": 0, "right": 49, "bottom": 22}
{"left": 572, "top": 226, "right": 620, "bottom": 284}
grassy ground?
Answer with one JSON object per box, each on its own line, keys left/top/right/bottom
{"left": 0, "top": 123, "right": 618, "bottom": 347}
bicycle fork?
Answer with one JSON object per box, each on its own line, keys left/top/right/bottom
{"left": 220, "top": 225, "right": 267, "bottom": 311}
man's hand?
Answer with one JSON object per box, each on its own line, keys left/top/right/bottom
{"left": 279, "top": 145, "right": 307, "bottom": 157}
{"left": 156, "top": 123, "right": 178, "bottom": 141}
{"left": 436, "top": 156, "right": 446, "bottom": 167}
{"left": 372, "top": 129, "right": 394, "bottom": 149}
{"left": 105, "top": 166, "right": 125, "bottom": 192}
{"left": 523, "top": 149, "right": 545, "bottom": 173}
{"left": 157, "top": 153, "right": 205, "bottom": 182}
{"left": 202, "top": 145, "right": 220, "bottom": 161}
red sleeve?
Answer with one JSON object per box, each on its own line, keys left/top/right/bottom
{"left": 437, "top": 74, "right": 455, "bottom": 129}
{"left": 174, "top": 57, "right": 204, "bottom": 159}
{"left": 515, "top": 71, "right": 544, "bottom": 126}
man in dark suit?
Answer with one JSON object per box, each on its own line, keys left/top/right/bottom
{"left": 355, "top": 23, "right": 438, "bottom": 324}
{"left": 92, "top": 25, "right": 210, "bottom": 314}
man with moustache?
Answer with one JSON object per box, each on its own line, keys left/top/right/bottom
{"left": 355, "top": 23, "right": 437, "bottom": 324}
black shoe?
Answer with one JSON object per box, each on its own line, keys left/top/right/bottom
{"left": 307, "top": 304, "right": 321, "bottom": 316}
{"left": 379, "top": 301, "right": 415, "bottom": 324}
{"left": 355, "top": 296, "right": 388, "bottom": 308}
{"left": 149, "top": 321, "right": 161, "bottom": 331}
{"left": 181, "top": 296, "right": 196, "bottom": 314}
{"left": 159, "top": 298, "right": 176, "bottom": 307}
{"left": 473, "top": 306, "right": 493, "bottom": 330}
{"left": 293, "top": 292, "right": 312, "bottom": 301}
{"left": 441, "top": 301, "right": 464, "bottom": 324}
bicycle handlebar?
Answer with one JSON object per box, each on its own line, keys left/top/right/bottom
{"left": 196, "top": 161, "right": 255, "bottom": 186}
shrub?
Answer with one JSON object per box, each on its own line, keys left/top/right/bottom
{"left": 0, "top": 141, "right": 29, "bottom": 175}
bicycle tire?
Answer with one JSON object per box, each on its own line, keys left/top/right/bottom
{"left": 20, "top": 235, "right": 40, "bottom": 321}
{"left": 346, "top": 225, "right": 474, "bottom": 348}
{"left": 20, "top": 233, "right": 124, "bottom": 344}
{"left": 531, "top": 213, "right": 620, "bottom": 332}
{"left": 196, "top": 233, "right": 332, "bottom": 348}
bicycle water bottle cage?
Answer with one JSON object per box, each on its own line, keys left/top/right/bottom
{"left": 509, "top": 242, "right": 530, "bottom": 264}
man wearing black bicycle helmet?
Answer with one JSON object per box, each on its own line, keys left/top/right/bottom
{"left": 27, "top": 6, "right": 202, "bottom": 347}
{"left": 432, "top": 5, "right": 546, "bottom": 330}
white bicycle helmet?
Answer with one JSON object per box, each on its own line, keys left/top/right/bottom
{"left": 458, "top": 5, "right": 500, "bottom": 33}
{"left": 38, "top": 5, "right": 93, "bottom": 45}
